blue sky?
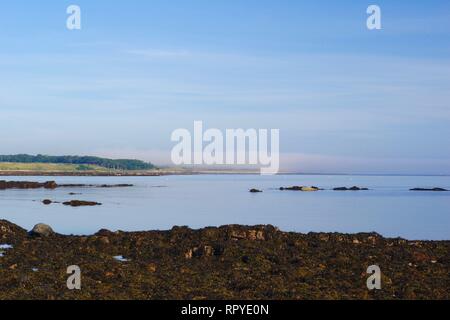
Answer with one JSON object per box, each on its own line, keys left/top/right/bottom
{"left": 0, "top": 0, "right": 449, "bottom": 173}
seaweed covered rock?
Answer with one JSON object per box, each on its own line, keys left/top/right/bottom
{"left": 63, "top": 200, "right": 102, "bottom": 207}
{"left": 0, "top": 220, "right": 27, "bottom": 242}
{"left": 227, "top": 225, "right": 278, "bottom": 241}
{"left": 0, "top": 180, "right": 57, "bottom": 190}
{"left": 0, "top": 221, "right": 448, "bottom": 300}
{"left": 0, "top": 181, "right": 133, "bottom": 190}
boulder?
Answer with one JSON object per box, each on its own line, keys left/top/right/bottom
{"left": 29, "top": 224, "right": 55, "bottom": 237}
{"left": 249, "top": 189, "right": 263, "bottom": 193}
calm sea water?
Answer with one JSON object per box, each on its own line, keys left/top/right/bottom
{"left": 0, "top": 175, "right": 449, "bottom": 240}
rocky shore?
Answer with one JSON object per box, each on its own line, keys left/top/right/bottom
{"left": 0, "top": 220, "right": 448, "bottom": 300}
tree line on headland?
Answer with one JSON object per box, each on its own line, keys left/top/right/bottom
{"left": 0, "top": 154, "right": 155, "bottom": 171}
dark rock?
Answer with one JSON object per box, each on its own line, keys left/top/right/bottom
{"left": 96, "top": 229, "right": 114, "bottom": 236}
{"left": 334, "top": 186, "right": 369, "bottom": 191}
{"left": 29, "top": 224, "right": 55, "bottom": 237}
{"left": 42, "top": 199, "right": 53, "bottom": 205}
{"left": 280, "top": 186, "right": 321, "bottom": 192}
{"left": 410, "top": 188, "right": 448, "bottom": 192}
{"left": 63, "top": 200, "right": 102, "bottom": 207}
{"left": 249, "top": 189, "right": 263, "bottom": 193}
{"left": 213, "top": 245, "right": 225, "bottom": 256}
{"left": 44, "top": 181, "right": 58, "bottom": 189}
{"left": 0, "top": 181, "right": 57, "bottom": 190}
{"left": 0, "top": 181, "right": 134, "bottom": 190}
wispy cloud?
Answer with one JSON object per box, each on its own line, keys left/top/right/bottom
{"left": 126, "top": 49, "right": 191, "bottom": 58}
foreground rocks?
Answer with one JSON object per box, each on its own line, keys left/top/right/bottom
{"left": 0, "top": 220, "right": 448, "bottom": 300}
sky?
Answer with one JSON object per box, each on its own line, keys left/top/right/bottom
{"left": 0, "top": 0, "right": 449, "bottom": 174}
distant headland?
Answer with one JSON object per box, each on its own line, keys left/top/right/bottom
{"left": 0, "top": 154, "right": 163, "bottom": 176}
{"left": 0, "top": 154, "right": 268, "bottom": 176}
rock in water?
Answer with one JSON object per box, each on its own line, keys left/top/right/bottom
{"left": 333, "top": 186, "right": 369, "bottom": 191}
{"left": 63, "top": 200, "right": 102, "bottom": 207}
{"left": 410, "top": 188, "right": 448, "bottom": 192}
{"left": 249, "top": 189, "right": 263, "bottom": 193}
{"left": 42, "top": 199, "right": 53, "bottom": 205}
{"left": 29, "top": 224, "right": 55, "bottom": 237}
{"left": 280, "top": 186, "right": 321, "bottom": 192}
{"left": 44, "top": 181, "right": 58, "bottom": 189}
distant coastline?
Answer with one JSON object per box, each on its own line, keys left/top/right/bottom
{"left": 0, "top": 155, "right": 449, "bottom": 177}
{"left": 0, "top": 168, "right": 262, "bottom": 177}
{"left": 0, "top": 169, "right": 449, "bottom": 177}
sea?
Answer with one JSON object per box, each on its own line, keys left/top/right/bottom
{"left": 0, "top": 174, "right": 449, "bottom": 240}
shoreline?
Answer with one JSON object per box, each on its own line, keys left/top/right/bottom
{"left": 1, "top": 219, "right": 449, "bottom": 300}
{"left": 0, "top": 169, "right": 262, "bottom": 177}
{"left": 1, "top": 170, "right": 449, "bottom": 177}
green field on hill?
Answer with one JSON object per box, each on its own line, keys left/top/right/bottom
{"left": 0, "top": 162, "right": 108, "bottom": 172}
{"left": 0, "top": 155, "right": 155, "bottom": 171}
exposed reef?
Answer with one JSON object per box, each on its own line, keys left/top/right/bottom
{"left": 1, "top": 220, "right": 448, "bottom": 300}
{"left": 0, "top": 181, "right": 58, "bottom": 190}
{"left": 0, "top": 181, "right": 133, "bottom": 190}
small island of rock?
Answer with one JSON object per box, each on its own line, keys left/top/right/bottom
{"left": 280, "top": 186, "right": 321, "bottom": 192}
